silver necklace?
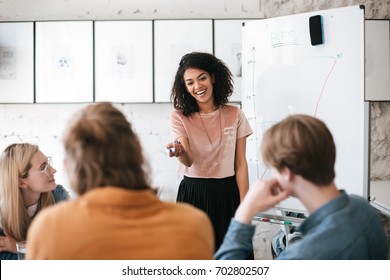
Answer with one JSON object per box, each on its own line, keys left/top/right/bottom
{"left": 198, "top": 108, "right": 223, "bottom": 149}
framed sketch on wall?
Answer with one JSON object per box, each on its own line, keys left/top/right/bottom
{"left": 154, "top": 20, "right": 213, "bottom": 103}
{"left": 0, "top": 22, "right": 34, "bottom": 103}
{"left": 95, "top": 21, "right": 153, "bottom": 103}
{"left": 214, "top": 19, "right": 252, "bottom": 102}
{"left": 35, "top": 21, "right": 93, "bottom": 103}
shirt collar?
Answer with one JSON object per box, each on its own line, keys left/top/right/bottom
{"left": 299, "top": 190, "right": 347, "bottom": 234}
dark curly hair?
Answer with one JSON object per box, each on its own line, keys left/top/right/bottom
{"left": 171, "top": 52, "right": 234, "bottom": 116}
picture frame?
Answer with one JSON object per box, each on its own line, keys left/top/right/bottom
{"left": 0, "top": 22, "right": 34, "bottom": 103}
{"left": 35, "top": 21, "right": 93, "bottom": 103}
{"left": 154, "top": 20, "right": 213, "bottom": 103}
{"left": 95, "top": 21, "right": 153, "bottom": 103}
{"left": 214, "top": 19, "right": 251, "bottom": 102}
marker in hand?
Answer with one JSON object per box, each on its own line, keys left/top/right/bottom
{"left": 166, "top": 147, "right": 176, "bottom": 153}
{"left": 166, "top": 139, "right": 180, "bottom": 155}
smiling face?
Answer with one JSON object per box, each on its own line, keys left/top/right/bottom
{"left": 183, "top": 67, "right": 215, "bottom": 108}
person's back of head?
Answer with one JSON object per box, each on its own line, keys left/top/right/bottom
{"left": 0, "top": 143, "right": 53, "bottom": 241}
{"left": 261, "top": 114, "right": 336, "bottom": 186}
{"left": 63, "top": 102, "right": 151, "bottom": 195}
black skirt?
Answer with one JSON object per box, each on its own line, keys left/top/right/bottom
{"left": 176, "top": 175, "right": 240, "bottom": 252}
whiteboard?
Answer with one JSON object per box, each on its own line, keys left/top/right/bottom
{"left": 242, "top": 6, "right": 368, "bottom": 213}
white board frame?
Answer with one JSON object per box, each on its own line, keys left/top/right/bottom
{"left": 242, "top": 6, "right": 368, "bottom": 213}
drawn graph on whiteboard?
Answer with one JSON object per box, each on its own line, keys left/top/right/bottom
{"left": 243, "top": 51, "right": 341, "bottom": 181}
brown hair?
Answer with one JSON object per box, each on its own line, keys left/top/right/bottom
{"left": 63, "top": 102, "right": 151, "bottom": 195}
{"left": 261, "top": 114, "right": 336, "bottom": 186}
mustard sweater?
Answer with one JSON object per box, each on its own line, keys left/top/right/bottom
{"left": 26, "top": 186, "right": 214, "bottom": 259}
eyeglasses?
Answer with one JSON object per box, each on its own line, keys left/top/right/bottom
{"left": 42, "top": 157, "right": 53, "bottom": 176}
{"left": 30, "top": 157, "right": 53, "bottom": 177}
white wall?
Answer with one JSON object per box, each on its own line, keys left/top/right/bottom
{"left": 1, "top": 0, "right": 389, "bottom": 21}
{"left": 1, "top": 0, "right": 390, "bottom": 259}
{"left": 1, "top": 0, "right": 389, "bottom": 189}
{"left": 0, "top": 0, "right": 267, "bottom": 200}
{"left": 1, "top": 0, "right": 389, "bottom": 197}
{"left": 0, "top": 103, "right": 181, "bottom": 200}
{"left": 0, "top": 0, "right": 264, "bottom": 21}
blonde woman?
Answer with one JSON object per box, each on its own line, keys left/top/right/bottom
{"left": 0, "top": 143, "right": 69, "bottom": 260}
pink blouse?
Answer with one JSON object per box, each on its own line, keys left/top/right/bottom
{"left": 170, "top": 105, "right": 253, "bottom": 178}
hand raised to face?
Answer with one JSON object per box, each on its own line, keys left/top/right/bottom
{"left": 234, "top": 178, "right": 291, "bottom": 224}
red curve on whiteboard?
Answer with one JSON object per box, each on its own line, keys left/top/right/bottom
{"left": 314, "top": 58, "right": 337, "bottom": 117}
{"left": 260, "top": 57, "right": 338, "bottom": 180}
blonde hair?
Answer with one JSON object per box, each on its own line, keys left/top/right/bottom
{"left": 0, "top": 143, "right": 54, "bottom": 241}
{"left": 63, "top": 102, "right": 152, "bottom": 195}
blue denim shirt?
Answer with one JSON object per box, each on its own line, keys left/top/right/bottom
{"left": 215, "top": 190, "right": 388, "bottom": 260}
{"left": 0, "top": 185, "right": 70, "bottom": 260}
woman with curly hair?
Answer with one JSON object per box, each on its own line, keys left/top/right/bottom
{"left": 166, "top": 52, "right": 253, "bottom": 251}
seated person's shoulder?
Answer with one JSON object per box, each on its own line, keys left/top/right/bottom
{"left": 0, "top": 250, "right": 17, "bottom": 260}
{"left": 347, "top": 194, "right": 385, "bottom": 228}
{"left": 52, "top": 184, "right": 70, "bottom": 202}
{"left": 349, "top": 194, "right": 376, "bottom": 212}
{"left": 168, "top": 201, "right": 211, "bottom": 223}
{"left": 0, "top": 229, "right": 17, "bottom": 260}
